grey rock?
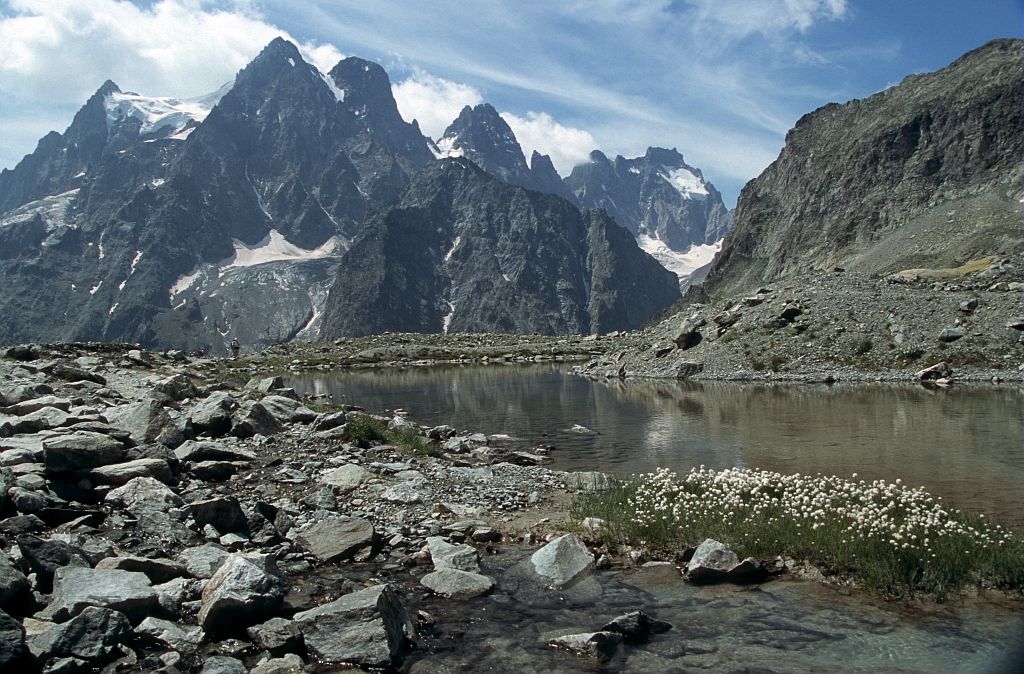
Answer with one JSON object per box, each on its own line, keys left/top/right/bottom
{"left": 30, "top": 606, "right": 132, "bottom": 663}
{"left": 44, "top": 566, "right": 158, "bottom": 621}
{"left": 916, "top": 362, "right": 953, "bottom": 382}
{"left": 295, "top": 517, "right": 375, "bottom": 563}
{"left": 94, "top": 555, "right": 185, "bottom": 583}
{"left": 42, "top": 431, "right": 126, "bottom": 472}
{"left": 153, "top": 576, "right": 201, "bottom": 615}
{"left": 548, "top": 631, "right": 623, "bottom": 663}
{"left": 674, "top": 361, "right": 704, "bottom": 379}
{"left": 198, "top": 554, "right": 286, "bottom": 633}
{"left": 136, "top": 616, "right": 202, "bottom": 651}
{"left": 246, "top": 376, "right": 284, "bottom": 394}
{"left": 600, "top": 610, "right": 672, "bottom": 642}
{"left": 201, "top": 655, "right": 249, "bottom": 674}
{"left": 105, "top": 476, "right": 182, "bottom": 514}
{"left": 231, "top": 401, "right": 284, "bottom": 438}
{"left": 0, "top": 609, "right": 30, "bottom": 668}
{"left": 189, "top": 393, "right": 236, "bottom": 437}
{"left": 686, "top": 538, "right": 739, "bottom": 584}
{"left": 0, "top": 555, "right": 31, "bottom": 612}
{"left": 84, "top": 457, "right": 173, "bottom": 485}
{"left": 6, "top": 406, "right": 70, "bottom": 434}
{"left": 672, "top": 317, "right": 705, "bottom": 349}
{"left": 250, "top": 653, "right": 304, "bottom": 674}
{"left": 246, "top": 616, "right": 301, "bottom": 655}
{"left": 420, "top": 569, "right": 495, "bottom": 599}
{"left": 937, "top": 327, "right": 965, "bottom": 342}
{"left": 310, "top": 411, "right": 348, "bottom": 433}
{"left": 294, "top": 584, "right": 411, "bottom": 668}
{"left": 189, "top": 460, "right": 238, "bottom": 482}
{"left": 151, "top": 374, "right": 198, "bottom": 402}
{"left": 175, "top": 440, "right": 254, "bottom": 463}
{"left": 319, "top": 464, "right": 367, "bottom": 492}
{"left": 530, "top": 534, "right": 594, "bottom": 586}
{"left": 186, "top": 496, "right": 249, "bottom": 535}
{"left": 259, "top": 395, "right": 316, "bottom": 425}
{"left": 425, "top": 537, "right": 480, "bottom": 572}
{"left": 177, "top": 544, "right": 230, "bottom": 579}
{"left": 105, "top": 399, "right": 178, "bottom": 446}
{"left": 16, "top": 534, "right": 89, "bottom": 589}
{"left": 959, "top": 298, "right": 978, "bottom": 313}
{"left": 381, "top": 476, "right": 432, "bottom": 504}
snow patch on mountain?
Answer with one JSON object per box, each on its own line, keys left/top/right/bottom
{"left": 433, "top": 135, "right": 464, "bottom": 159}
{"left": 0, "top": 189, "right": 79, "bottom": 232}
{"left": 638, "top": 234, "right": 721, "bottom": 284}
{"left": 662, "top": 167, "right": 709, "bottom": 200}
{"left": 104, "top": 82, "right": 230, "bottom": 137}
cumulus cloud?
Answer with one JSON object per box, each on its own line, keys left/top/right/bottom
{"left": 392, "top": 69, "right": 483, "bottom": 139}
{"left": 500, "top": 111, "right": 596, "bottom": 176}
{"left": 0, "top": 0, "right": 343, "bottom": 167}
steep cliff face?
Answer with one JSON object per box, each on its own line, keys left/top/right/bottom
{"left": 701, "top": 38, "right": 1024, "bottom": 299}
{"left": 319, "top": 159, "right": 680, "bottom": 336}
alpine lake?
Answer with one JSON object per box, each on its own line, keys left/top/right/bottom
{"left": 287, "top": 363, "right": 1024, "bottom": 673}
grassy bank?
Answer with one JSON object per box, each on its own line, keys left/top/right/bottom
{"left": 571, "top": 467, "right": 1024, "bottom": 599}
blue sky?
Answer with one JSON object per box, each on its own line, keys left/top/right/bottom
{"left": 1, "top": 1, "right": 1021, "bottom": 205}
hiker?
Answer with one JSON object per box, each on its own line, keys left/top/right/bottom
{"left": 230, "top": 337, "right": 240, "bottom": 359}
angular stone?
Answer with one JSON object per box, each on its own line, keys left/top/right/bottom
{"left": 672, "top": 317, "right": 705, "bottom": 349}
{"left": 245, "top": 376, "right": 284, "bottom": 394}
{"left": 600, "top": 610, "right": 672, "bottom": 642}
{"left": 105, "top": 399, "right": 178, "bottom": 446}
{"left": 310, "top": 411, "right": 347, "bottom": 433}
{"left": 675, "top": 361, "right": 704, "bottom": 379}
{"left": 251, "top": 653, "right": 305, "bottom": 674}
{"left": 295, "top": 517, "right": 375, "bottom": 563}
{"left": 420, "top": 569, "right": 495, "bottom": 599}
{"left": 247, "top": 616, "right": 301, "bottom": 655}
{"left": 231, "top": 401, "right": 284, "bottom": 438}
{"left": 189, "top": 461, "right": 237, "bottom": 482}
{"left": 152, "top": 374, "right": 198, "bottom": 402}
{"left": 549, "top": 631, "right": 623, "bottom": 663}
{"left": 176, "top": 544, "right": 231, "bottom": 579}
{"left": 6, "top": 407, "right": 70, "bottom": 434}
{"left": 46, "top": 364, "right": 105, "bottom": 386}
{"left": 189, "top": 393, "right": 236, "bottom": 437}
{"left": 686, "top": 538, "right": 739, "bottom": 584}
{"left": 105, "top": 476, "right": 183, "bottom": 514}
{"left": 43, "top": 431, "right": 127, "bottom": 472}
{"left": 425, "top": 537, "right": 480, "bottom": 572}
{"left": 0, "top": 555, "right": 31, "bottom": 612}
{"left": 201, "top": 655, "right": 249, "bottom": 674}
{"left": 0, "top": 609, "right": 30, "bottom": 668}
{"left": 31, "top": 606, "right": 132, "bottom": 663}
{"left": 260, "top": 395, "right": 317, "bottom": 425}
{"left": 94, "top": 555, "right": 185, "bottom": 584}
{"left": 381, "top": 476, "right": 432, "bottom": 504}
{"left": 530, "top": 534, "right": 594, "bottom": 586}
{"left": 136, "top": 616, "right": 202, "bottom": 651}
{"left": 3, "top": 396, "right": 72, "bottom": 416}
{"left": 16, "top": 534, "right": 89, "bottom": 589}
{"left": 186, "top": 496, "right": 248, "bottom": 535}
{"left": 198, "top": 554, "right": 286, "bottom": 633}
{"left": 174, "top": 440, "right": 254, "bottom": 463}
{"left": 45, "top": 567, "right": 158, "bottom": 622}
{"left": 320, "top": 464, "right": 367, "bottom": 493}
{"left": 937, "top": 327, "right": 965, "bottom": 342}
{"left": 84, "top": 458, "right": 173, "bottom": 486}
{"left": 294, "top": 584, "right": 411, "bottom": 668}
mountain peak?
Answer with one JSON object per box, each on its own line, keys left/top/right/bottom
{"left": 94, "top": 80, "right": 121, "bottom": 98}
{"left": 643, "top": 146, "right": 685, "bottom": 165}
{"left": 438, "top": 102, "right": 532, "bottom": 188}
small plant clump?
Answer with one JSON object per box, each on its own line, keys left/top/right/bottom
{"left": 572, "top": 467, "right": 1024, "bottom": 599}
{"left": 341, "top": 413, "right": 441, "bottom": 457}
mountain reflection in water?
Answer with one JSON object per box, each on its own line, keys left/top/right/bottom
{"left": 288, "top": 363, "right": 1024, "bottom": 529}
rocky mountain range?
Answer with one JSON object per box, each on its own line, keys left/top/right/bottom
{"left": 0, "top": 38, "right": 731, "bottom": 352}
{"left": 698, "top": 38, "right": 1024, "bottom": 300}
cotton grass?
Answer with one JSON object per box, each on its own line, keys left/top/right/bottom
{"left": 571, "top": 467, "right": 1024, "bottom": 598}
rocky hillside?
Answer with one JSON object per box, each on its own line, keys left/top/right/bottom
{"left": 700, "top": 38, "right": 1024, "bottom": 299}
{"left": 319, "top": 159, "right": 680, "bottom": 336}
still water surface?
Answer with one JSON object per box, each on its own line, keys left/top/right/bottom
{"left": 288, "top": 363, "right": 1024, "bottom": 528}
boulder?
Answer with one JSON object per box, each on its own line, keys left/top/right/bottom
{"left": 530, "top": 534, "right": 594, "bottom": 586}
{"left": 381, "top": 476, "right": 433, "bottom": 504}
{"left": 251, "top": 653, "right": 305, "bottom": 674}
{"left": 189, "top": 393, "right": 236, "bottom": 437}
{"left": 176, "top": 545, "right": 230, "bottom": 580}
{"left": 320, "top": 464, "right": 367, "bottom": 492}
{"left": 197, "top": 554, "right": 287, "bottom": 633}
{"left": 201, "top": 655, "right": 248, "bottom": 674}
{"left": 0, "top": 555, "right": 31, "bottom": 613}
{"left": 420, "top": 569, "right": 495, "bottom": 599}
{"left": 294, "top": 584, "right": 411, "bottom": 668}
{"left": 310, "top": 411, "right": 348, "bottom": 433}
{"left": 16, "top": 535, "right": 89, "bottom": 590}
{"left": 959, "top": 298, "right": 978, "bottom": 313}
{"left": 46, "top": 364, "right": 105, "bottom": 385}
{"left": 0, "top": 609, "right": 31, "bottom": 669}
{"left": 151, "top": 374, "right": 198, "bottom": 402}
{"left": 84, "top": 458, "right": 173, "bottom": 485}
{"left": 105, "top": 399, "right": 180, "bottom": 447}
{"left": 686, "top": 538, "right": 739, "bottom": 584}
{"left": 937, "top": 327, "right": 965, "bottom": 342}
{"left": 30, "top": 606, "right": 132, "bottom": 663}
{"left": 231, "top": 401, "right": 284, "bottom": 438}
{"left": 189, "top": 461, "right": 237, "bottom": 482}
{"left": 548, "top": 631, "right": 623, "bottom": 663}
{"left": 916, "top": 361, "right": 953, "bottom": 381}
{"left": 105, "top": 476, "right": 182, "bottom": 514}
{"left": 672, "top": 317, "right": 705, "bottom": 350}
{"left": 247, "top": 616, "right": 302, "bottom": 655}
{"left": 600, "top": 610, "right": 672, "bottom": 642}
{"left": 186, "top": 496, "right": 249, "bottom": 535}
{"left": 174, "top": 440, "right": 254, "bottom": 463}
{"left": 136, "top": 616, "right": 202, "bottom": 651}
{"left": 260, "top": 395, "right": 317, "bottom": 425}
{"left": 675, "top": 361, "right": 704, "bottom": 379}
{"left": 42, "top": 431, "right": 126, "bottom": 472}
{"left": 425, "top": 537, "right": 480, "bottom": 572}
{"left": 295, "top": 517, "right": 375, "bottom": 563}
{"left": 44, "top": 566, "right": 158, "bottom": 621}
{"left": 6, "top": 406, "right": 71, "bottom": 434}
{"left": 245, "top": 376, "right": 284, "bottom": 394}
{"left": 94, "top": 556, "right": 185, "bottom": 584}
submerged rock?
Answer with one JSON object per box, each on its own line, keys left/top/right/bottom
{"left": 600, "top": 610, "right": 672, "bottom": 642}
{"left": 549, "top": 630, "right": 623, "bottom": 663}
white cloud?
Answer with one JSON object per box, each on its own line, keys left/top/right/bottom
{"left": 685, "top": 0, "right": 848, "bottom": 39}
{"left": 0, "top": 0, "right": 342, "bottom": 168}
{"left": 391, "top": 69, "right": 483, "bottom": 139}
{"left": 500, "top": 111, "right": 596, "bottom": 176}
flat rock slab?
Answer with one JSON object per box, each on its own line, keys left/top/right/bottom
{"left": 43, "top": 431, "right": 126, "bottom": 472}
{"left": 175, "top": 439, "right": 255, "bottom": 463}
{"left": 44, "top": 566, "right": 158, "bottom": 622}
{"left": 294, "top": 584, "right": 411, "bottom": 668}
{"left": 177, "top": 544, "right": 231, "bottom": 579}
{"left": 421, "top": 569, "right": 495, "bottom": 599}
{"left": 94, "top": 555, "right": 185, "bottom": 584}
{"left": 319, "top": 464, "right": 367, "bottom": 492}
{"left": 105, "top": 476, "right": 183, "bottom": 514}
{"left": 84, "top": 457, "right": 173, "bottom": 485}
{"left": 295, "top": 517, "right": 375, "bottom": 563}
{"left": 530, "top": 533, "right": 594, "bottom": 587}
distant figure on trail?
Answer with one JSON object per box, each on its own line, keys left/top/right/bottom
{"left": 230, "top": 337, "right": 240, "bottom": 359}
